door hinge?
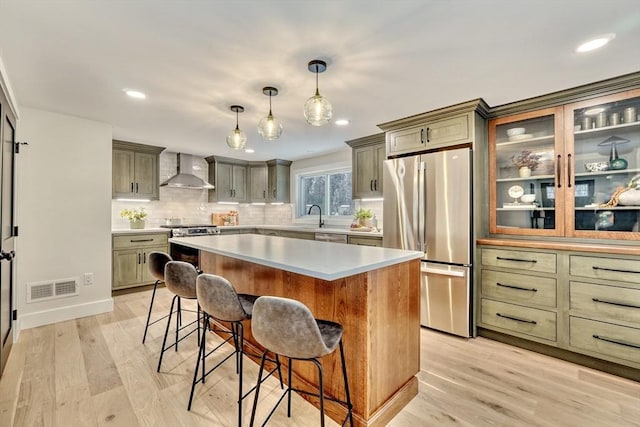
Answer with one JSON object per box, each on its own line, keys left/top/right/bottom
{"left": 12, "top": 309, "right": 17, "bottom": 321}
{"left": 13, "top": 226, "right": 18, "bottom": 236}
{"left": 15, "top": 141, "right": 29, "bottom": 153}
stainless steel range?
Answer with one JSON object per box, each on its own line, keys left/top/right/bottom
{"left": 161, "top": 224, "right": 220, "bottom": 266}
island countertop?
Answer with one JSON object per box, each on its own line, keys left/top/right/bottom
{"left": 170, "top": 234, "right": 422, "bottom": 281}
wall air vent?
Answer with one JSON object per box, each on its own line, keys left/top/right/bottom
{"left": 27, "top": 277, "right": 79, "bottom": 303}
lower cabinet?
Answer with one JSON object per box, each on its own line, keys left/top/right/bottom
{"left": 112, "top": 232, "right": 169, "bottom": 290}
{"left": 478, "top": 243, "right": 640, "bottom": 371}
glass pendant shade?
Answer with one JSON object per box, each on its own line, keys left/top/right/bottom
{"left": 304, "top": 89, "right": 332, "bottom": 126}
{"left": 226, "top": 105, "right": 246, "bottom": 150}
{"left": 258, "top": 112, "right": 283, "bottom": 140}
{"left": 304, "top": 59, "right": 332, "bottom": 126}
{"left": 258, "top": 86, "right": 283, "bottom": 140}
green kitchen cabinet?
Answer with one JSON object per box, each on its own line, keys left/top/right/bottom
{"left": 112, "top": 140, "right": 164, "bottom": 200}
{"left": 346, "top": 133, "right": 385, "bottom": 199}
{"left": 206, "top": 156, "right": 248, "bottom": 203}
{"left": 267, "top": 159, "right": 292, "bottom": 203}
{"left": 112, "top": 232, "right": 169, "bottom": 290}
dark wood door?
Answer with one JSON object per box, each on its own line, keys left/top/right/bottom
{"left": 0, "top": 87, "right": 17, "bottom": 376}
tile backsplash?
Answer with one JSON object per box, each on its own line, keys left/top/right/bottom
{"left": 111, "top": 151, "right": 382, "bottom": 229}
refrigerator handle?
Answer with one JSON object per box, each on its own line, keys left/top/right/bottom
{"left": 418, "top": 160, "right": 426, "bottom": 253}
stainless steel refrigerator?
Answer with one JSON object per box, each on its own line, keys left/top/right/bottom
{"left": 383, "top": 147, "right": 472, "bottom": 337}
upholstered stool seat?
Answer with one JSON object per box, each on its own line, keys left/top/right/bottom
{"left": 249, "top": 296, "right": 353, "bottom": 427}
{"left": 156, "top": 260, "right": 201, "bottom": 372}
{"left": 188, "top": 274, "right": 282, "bottom": 426}
{"left": 142, "top": 251, "right": 172, "bottom": 344}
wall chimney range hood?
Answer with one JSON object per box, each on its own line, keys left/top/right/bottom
{"left": 160, "top": 153, "right": 214, "bottom": 189}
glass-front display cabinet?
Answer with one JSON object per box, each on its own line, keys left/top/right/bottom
{"left": 489, "top": 89, "right": 640, "bottom": 240}
{"left": 489, "top": 106, "right": 565, "bottom": 236}
{"left": 566, "top": 89, "right": 640, "bottom": 239}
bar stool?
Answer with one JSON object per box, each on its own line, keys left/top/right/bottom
{"left": 157, "top": 260, "right": 201, "bottom": 372}
{"left": 142, "top": 251, "right": 172, "bottom": 344}
{"left": 249, "top": 296, "right": 353, "bottom": 427}
{"left": 188, "top": 274, "right": 282, "bottom": 426}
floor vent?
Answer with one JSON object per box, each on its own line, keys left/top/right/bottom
{"left": 27, "top": 277, "right": 79, "bottom": 303}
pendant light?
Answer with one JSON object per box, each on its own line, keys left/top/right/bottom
{"left": 257, "top": 86, "right": 283, "bottom": 140}
{"left": 303, "top": 59, "right": 332, "bottom": 126}
{"left": 226, "top": 105, "right": 247, "bottom": 150}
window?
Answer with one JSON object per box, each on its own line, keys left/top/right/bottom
{"left": 297, "top": 169, "right": 354, "bottom": 218}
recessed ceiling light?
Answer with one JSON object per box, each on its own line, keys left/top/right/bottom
{"left": 245, "top": 148, "right": 255, "bottom": 153}
{"left": 124, "top": 89, "right": 146, "bottom": 99}
{"left": 335, "top": 119, "right": 350, "bottom": 126}
{"left": 575, "top": 33, "right": 615, "bottom": 53}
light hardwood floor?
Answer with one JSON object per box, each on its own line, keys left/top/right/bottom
{"left": 1, "top": 286, "right": 639, "bottom": 427}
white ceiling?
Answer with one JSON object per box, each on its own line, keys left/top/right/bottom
{"left": 1, "top": 1, "right": 639, "bottom": 161}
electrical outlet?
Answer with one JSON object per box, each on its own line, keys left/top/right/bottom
{"left": 83, "top": 273, "right": 94, "bottom": 286}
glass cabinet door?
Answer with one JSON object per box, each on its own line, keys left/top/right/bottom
{"left": 489, "top": 107, "right": 564, "bottom": 236}
{"left": 566, "top": 89, "right": 640, "bottom": 239}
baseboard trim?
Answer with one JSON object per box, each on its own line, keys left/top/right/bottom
{"left": 18, "top": 298, "right": 114, "bottom": 330}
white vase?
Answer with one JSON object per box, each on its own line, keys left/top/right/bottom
{"left": 518, "top": 167, "right": 531, "bottom": 178}
{"left": 130, "top": 220, "right": 145, "bottom": 229}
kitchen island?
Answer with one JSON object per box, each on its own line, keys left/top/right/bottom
{"left": 170, "top": 234, "right": 422, "bottom": 427}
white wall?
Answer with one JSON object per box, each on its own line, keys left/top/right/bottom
{"left": 16, "top": 108, "right": 113, "bottom": 329}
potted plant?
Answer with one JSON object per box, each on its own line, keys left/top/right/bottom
{"left": 353, "top": 208, "right": 374, "bottom": 227}
{"left": 511, "top": 150, "right": 541, "bottom": 177}
{"left": 120, "top": 207, "right": 148, "bottom": 229}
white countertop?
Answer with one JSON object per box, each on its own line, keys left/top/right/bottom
{"left": 170, "top": 234, "right": 420, "bottom": 281}
{"left": 220, "top": 224, "right": 383, "bottom": 237}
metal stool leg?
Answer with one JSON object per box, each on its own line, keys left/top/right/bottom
{"left": 311, "top": 359, "right": 325, "bottom": 427}
{"left": 157, "top": 294, "right": 178, "bottom": 372}
{"left": 339, "top": 340, "right": 354, "bottom": 427}
{"left": 142, "top": 280, "right": 160, "bottom": 344}
{"left": 249, "top": 351, "right": 268, "bottom": 427}
{"left": 188, "top": 312, "right": 209, "bottom": 410}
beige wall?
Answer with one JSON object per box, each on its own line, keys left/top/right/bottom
{"left": 16, "top": 108, "right": 113, "bottom": 329}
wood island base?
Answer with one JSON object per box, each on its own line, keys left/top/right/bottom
{"left": 199, "top": 251, "right": 421, "bottom": 427}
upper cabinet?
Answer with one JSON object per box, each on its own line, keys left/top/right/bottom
{"left": 489, "top": 85, "right": 640, "bottom": 241}
{"left": 379, "top": 99, "right": 489, "bottom": 157}
{"left": 346, "top": 133, "right": 385, "bottom": 199}
{"left": 248, "top": 162, "right": 268, "bottom": 202}
{"left": 206, "top": 156, "right": 248, "bottom": 203}
{"left": 112, "top": 140, "right": 164, "bottom": 200}
{"left": 267, "top": 159, "right": 292, "bottom": 203}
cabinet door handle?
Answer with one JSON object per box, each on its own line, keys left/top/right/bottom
{"left": 556, "top": 155, "right": 562, "bottom": 188}
{"left": 143, "top": 252, "right": 147, "bottom": 264}
{"left": 420, "top": 128, "right": 424, "bottom": 144}
{"left": 135, "top": 183, "right": 139, "bottom": 193}
{"left": 593, "top": 334, "right": 640, "bottom": 349}
{"left": 131, "top": 239, "right": 153, "bottom": 242}
{"left": 374, "top": 179, "right": 378, "bottom": 191}
{"left": 426, "top": 127, "right": 430, "bottom": 143}
{"left": 592, "top": 265, "right": 640, "bottom": 274}
{"left": 496, "top": 282, "right": 538, "bottom": 292}
{"left": 370, "top": 180, "right": 374, "bottom": 191}
{"left": 496, "top": 256, "right": 537, "bottom": 263}
{"left": 131, "top": 182, "right": 134, "bottom": 192}
{"left": 138, "top": 253, "right": 141, "bottom": 264}
{"left": 496, "top": 313, "right": 537, "bottom": 324}
{"left": 592, "top": 297, "right": 640, "bottom": 309}
{"left": 567, "top": 153, "right": 572, "bottom": 188}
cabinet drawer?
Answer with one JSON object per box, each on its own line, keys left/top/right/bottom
{"left": 481, "top": 248, "right": 556, "bottom": 274}
{"left": 348, "top": 236, "right": 383, "bottom": 247}
{"left": 481, "top": 299, "right": 556, "bottom": 341}
{"left": 482, "top": 270, "right": 556, "bottom": 308}
{"left": 570, "top": 255, "right": 640, "bottom": 285}
{"left": 570, "top": 316, "right": 640, "bottom": 365}
{"left": 113, "top": 233, "right": 168, "bottom": 249}
{"left": 570, "top": 281, "right": 640, "bottom": 324}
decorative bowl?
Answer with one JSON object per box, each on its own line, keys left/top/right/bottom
{"left": 507, "top": 127, "right": 526, "bottom": 137}
{"left": 584, "top": 161, "right": 609, "bottom": 172}
{"left": 520, "top": 194, "right": 536, "bottom": 204}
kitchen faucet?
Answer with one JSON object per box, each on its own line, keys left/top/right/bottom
{"left": 307, "top": 204, "right": 324, "bottom": 228}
